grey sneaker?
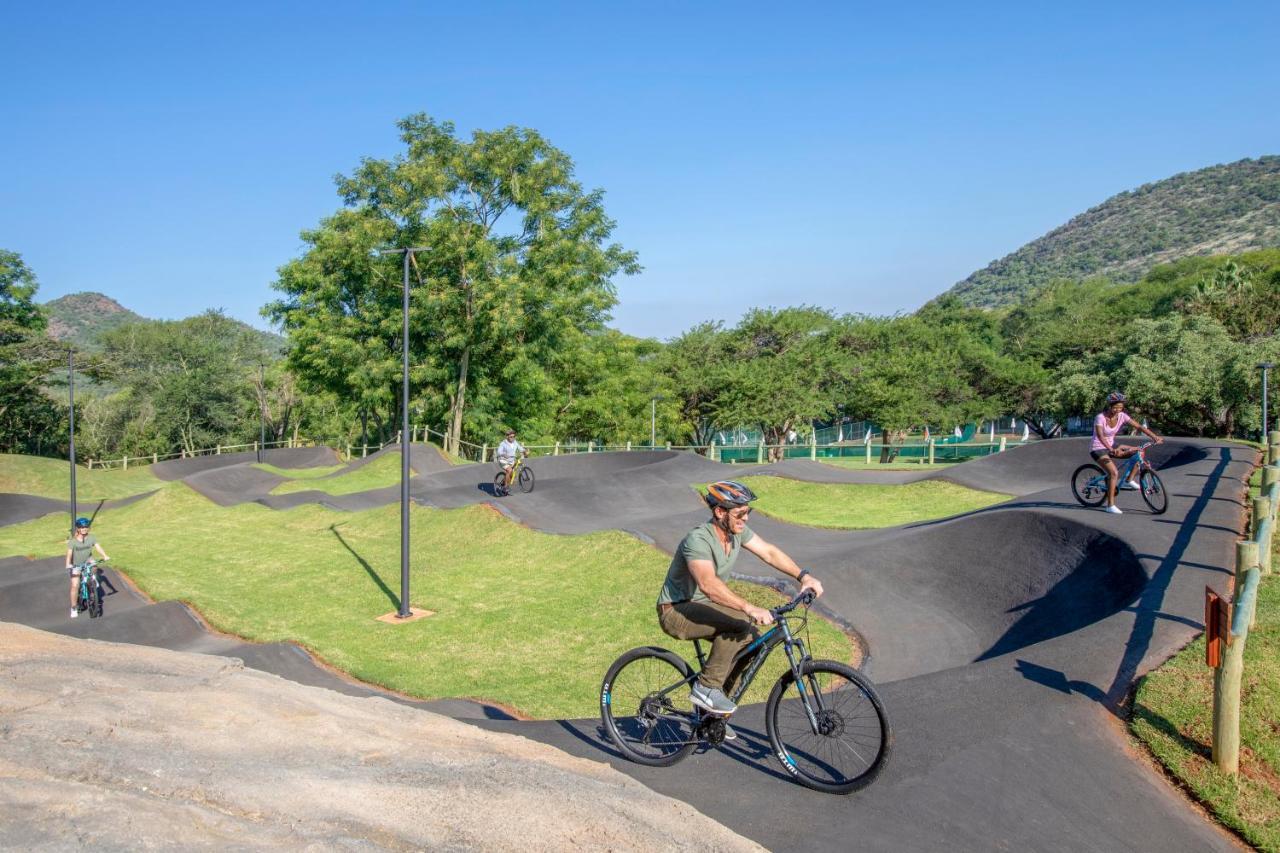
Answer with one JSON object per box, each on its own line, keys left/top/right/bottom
{"left": 690, "top": 681, "right": 737, "bottom": 715}
{"left": 723, "top": 722, "right": 737, "bottom": 741}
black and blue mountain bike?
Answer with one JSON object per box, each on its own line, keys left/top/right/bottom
{"left": 74, "top": 557, "right": 107, "bottom": 618}
{"left": 600, "top": 590, "right": 891, "bottom": 794}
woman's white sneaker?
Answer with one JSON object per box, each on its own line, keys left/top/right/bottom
{"left": 1104, "top": 505, "right": 1123, "bottom": 515}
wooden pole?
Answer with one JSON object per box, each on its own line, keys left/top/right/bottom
{"left": 1255, "top": 497, "right": 1273, "bottom": 575}
{"left": 1213, "top": 541, "right": 1259, "bottom": 775}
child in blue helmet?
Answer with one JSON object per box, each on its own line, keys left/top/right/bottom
{"left": 66, "top": 517, "right": 109, "bottom": 618}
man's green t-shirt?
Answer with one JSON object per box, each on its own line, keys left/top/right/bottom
{"left": 657, "top": 522, "right": 755, "bottom": 605}
{"left": 67, "top": 534, "right": 98, "bottom": 567}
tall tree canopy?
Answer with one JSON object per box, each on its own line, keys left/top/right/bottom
{"left": 0, "top": 250, "right": 65, "bottom": 454}
{"left": 266, "top": 114, "right": 639, "bottom": 453}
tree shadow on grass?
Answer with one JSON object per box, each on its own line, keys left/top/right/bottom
{"left": 329, "top": 523, "right": 399, "bottom": 610}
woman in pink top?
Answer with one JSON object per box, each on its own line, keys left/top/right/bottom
{"left": 1090, "top": 391, "right": 1162, "bottom": 514}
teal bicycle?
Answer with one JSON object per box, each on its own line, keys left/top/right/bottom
{"left": 74, "top": 557, "right": 108, "bottom": 618}
{"left": 600, "top": 590, "right": 892, "bottom": 795}
{"left": 1071, "top": 441, "right": 1167, "bottom": 514}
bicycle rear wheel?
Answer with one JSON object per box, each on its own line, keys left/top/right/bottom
{"left": 1140, "top": 470, "right": 1168, "bottom": 515}
{"left": 518, "top": 466, "right": 534, "bottom": 493}
{"left": 766, "top": 660, "right": 891, "bottom": 794}
{"left": 601, "top": 647, "right": 699, "bottom": 767}
{"left": 1071, "top": 463, "right": 1108, "bottom": 507}
{"left": 492, "top": 471, "right": 508, "bottom": 496}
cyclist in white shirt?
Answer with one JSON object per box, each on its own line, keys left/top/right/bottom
{"left": 496, "top": 429, "right": 527, "bottom": 488}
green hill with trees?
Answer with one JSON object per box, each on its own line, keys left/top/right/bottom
{"left": 948, "top": 156, "right": 1280, "bottom": 307}
{"left": 41, "top": 292, "right": 145, "bottom": 351}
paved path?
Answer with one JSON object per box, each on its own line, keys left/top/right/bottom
{"left": 0, "top": 439, "right": 1253, "bottom": 851}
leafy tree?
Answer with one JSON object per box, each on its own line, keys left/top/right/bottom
{"left": 0, "top": 250, "right": 66, "bottom": 453}
{"left": 662, "top": 321, "right": 730, "bottom": 447}
{"left": 551, "top": 330, "right": 676, "bottom": 445}
{"left": 267, "top": 114, "right": 638, "bottom": 455}
{"left": 84, "top": 312, "right": 270, "bottom": 456}
{"left": 845, "top": 309, "right": 1019, "bottom": 461}
{"left": 712, "top": 307, "right": 846, "bottom": 460}
{"left": 1050, "top": 315, "right": 1258, "bottom": 437}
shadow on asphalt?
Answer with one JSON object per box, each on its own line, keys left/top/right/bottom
{"left": 1013, "top": 447, "right": 1235, "bottom": 715}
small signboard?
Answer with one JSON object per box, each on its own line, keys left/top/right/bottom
{"left": 1205, "top": 587, "right": 1231, "bottom": 668}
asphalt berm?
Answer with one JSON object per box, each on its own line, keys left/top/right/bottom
{"left": 0, "top": 438, "right": 1254, "bottom": 851}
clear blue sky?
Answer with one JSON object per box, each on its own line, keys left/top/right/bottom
{"left": 4, "top": 1, "right": 1278, "bottom": 339}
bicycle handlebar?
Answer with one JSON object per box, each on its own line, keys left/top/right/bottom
{"left": 771, "top": 588, "right": 816, "bottom": 618}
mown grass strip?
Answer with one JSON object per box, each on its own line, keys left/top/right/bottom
{"left": 269, "top": 453, "right": 410, "bottom": 495}
{"left": 704, "top": 476, "right": 1009, "bottom": 529}
{"left": 0, "top": 453, "right": 162, "bottom": 500}
{"left": 0, "top": 483, "right": 855, "bottom": 720}
{"left": 1128, "top": 463, "right": 1280, "bottom": 850}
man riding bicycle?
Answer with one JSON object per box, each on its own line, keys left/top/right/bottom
{"left": 496, "top": 429, "right": 527, "bottom": 487}
{"left": 657, "top": 480, "right": 824, "bottom": 735}
{"left": 65, "top": 516, "right": 109, "bottom": 618}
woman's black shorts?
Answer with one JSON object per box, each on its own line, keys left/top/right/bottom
{"left": 1090, "top": 449, "right": 1112, "bottom": 462}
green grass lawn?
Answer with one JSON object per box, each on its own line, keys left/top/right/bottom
{"left": 0, "top": 483, "right": 855, "bottom": 720}
{"left": 254, "top": 462, "right": 347, "bottom": 479}
{"left": 269, "top": 453, "right": 412, "bottom": 495}
{"left": 0, "top": 453, "right": 162, "bottom": 500}
{"left": 708, "top": 476, "right": 1009, "bottom": 528}
{"left": 816, "top": 459, "right": 956, "bottom": 471}
{"left": 1129, "top": 462, "right": 1279, "bottom": 850}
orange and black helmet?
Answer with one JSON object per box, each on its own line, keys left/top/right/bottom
{"left": 704, "top": 480, "right": 757, "bottom": 510}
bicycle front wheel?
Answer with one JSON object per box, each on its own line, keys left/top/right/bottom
{"left": 492, "top": 471, "right": 508, "bottom": 496}
{"left": 601, "top": 647, "right": 699, "bottom": 767}
{"left": 518, "top": 466, "right": 534, "bottom": 493}
{"left": 1071, "top": 463, "right": 1107, "bottom": 507}
{"left": 1140, "top": 470, "right": 1168, "bottom": 515}
{"left": 766, "top": 660, "right": 891, "bottom": 794}
{"left": 91, "top": 578, "right": 104, "bottom": 618}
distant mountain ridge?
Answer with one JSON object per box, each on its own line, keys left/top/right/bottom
{"left": 42, "top": 292, "right": 284, "bottom": 354}
{"left": 946, "top": 156, "right": 1280, "bottom": 307}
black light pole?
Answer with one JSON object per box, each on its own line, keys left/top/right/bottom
{"left": 1261, "top": 362, "right": 1276, "bottom": 440}
{"left": 68, "top": 348, "right": 77, "bottom": 532}
{"left": 258, "top": 363, "right": 266, "bottom": 464}
{"left": 380, "top": 246, "right": 428, "bottom": 619}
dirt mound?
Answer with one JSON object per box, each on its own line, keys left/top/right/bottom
{"left": 0, "top": 621, "right": 760, "bottom": 851}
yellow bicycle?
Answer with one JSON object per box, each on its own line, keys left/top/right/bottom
{"left": 493, "top": 455, "right": 535, "bottom": 496}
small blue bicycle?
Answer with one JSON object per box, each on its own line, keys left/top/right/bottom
{"left": 75, "top": 557, "right": 108, "bottom": 618}
{"left": 1071, "top": 441, "right": 1167, "bottom": 514}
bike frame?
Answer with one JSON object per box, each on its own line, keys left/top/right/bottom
{"left": 77, "top": 562, "right": 98, "bottom": 604}
{"left": 1097, "top": 442, "right": 1152, "bottom": 486}
{"left": 651, "top": 611, "right": 825, "bottom": 740}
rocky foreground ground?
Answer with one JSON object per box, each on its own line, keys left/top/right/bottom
{"left": 0, "top": 622, "right": 758, "bottom": 851}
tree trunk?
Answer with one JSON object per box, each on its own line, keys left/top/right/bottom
{"left": 447, "top": 345, "right": 471, "bottom": 456}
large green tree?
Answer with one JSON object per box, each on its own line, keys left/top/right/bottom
{"left": 84, "top": 312, "right": 270, "bottom": 456}
{"left": 266, "top": 114, "right": 639, "bottom": 454}
{"left": 0, "top": 250, "right": 66, "bottom": 454}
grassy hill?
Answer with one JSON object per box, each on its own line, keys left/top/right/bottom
{"left": 42, "top": 291, "right": 285, "bottom": 354}
{"left": 41, "top": 292, "right": 143, "bottom": 351}
{"left": 947, "top": 156, "right": 1280, "bottom": 308}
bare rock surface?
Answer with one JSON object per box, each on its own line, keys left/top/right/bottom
{"left": 0, "top": 621, "right": 759, "bottom": 852}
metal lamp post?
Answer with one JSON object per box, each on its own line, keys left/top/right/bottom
{"left": 68, "top": 348, "right": 77, "bottom": 532}
{"left": 258, "top": 363, "right": 266, "bottom": 464}
{"left": 1261, "top": 362, "right": 1276, "bottom": 440}
{"left": 380, "top": 246, "right": 429, "bottom": 619}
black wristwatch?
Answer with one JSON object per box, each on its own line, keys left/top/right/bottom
{"left": 797, "top": 569, "right": 810, "bottom": 582}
